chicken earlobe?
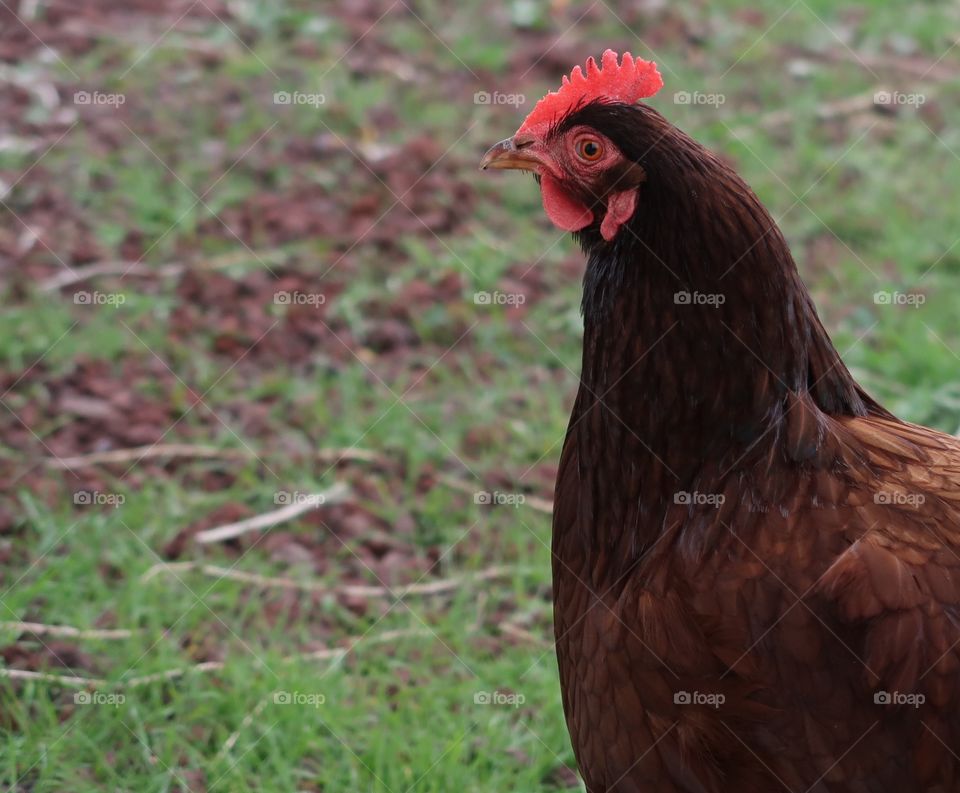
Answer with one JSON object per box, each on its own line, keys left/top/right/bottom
{"left": 600, "top": 189, "right": 638, "bottom": 241}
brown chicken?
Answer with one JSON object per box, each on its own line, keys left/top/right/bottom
{"left": 481, "top": 50, "right": 960, "bottom": 792}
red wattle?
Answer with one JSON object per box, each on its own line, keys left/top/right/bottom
{"left": 540, "top": 175, "right": 593, "bottom": 232}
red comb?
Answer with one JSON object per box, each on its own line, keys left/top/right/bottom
{"left": 517, "top": 50, "right": 663, "bottom": 135}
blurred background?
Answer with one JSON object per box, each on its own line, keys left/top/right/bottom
{"left": 1, "top": 0, "right": 959, "bottom": 790}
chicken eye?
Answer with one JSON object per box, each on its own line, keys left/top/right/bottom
{"left": 575, "top": 138, "right": 604, "bottom": 161}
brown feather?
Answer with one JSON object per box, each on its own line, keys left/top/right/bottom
{"left": 531, "top": 100, "right": 960, "bottom": 791}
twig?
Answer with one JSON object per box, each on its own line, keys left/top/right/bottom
{"left": 217, "top": 698, "right": 269, "bottom": 759}
{"left": 194, "top": 483, "right": 351, "bottom": 544}
{"left": 819, "top": 47, "right": 959, "bottom": 82}
{"left": 0, "top": 668, "right": 106, "bottom": 687}
{"left": 38, "top": 248, "right": 294, "bottom": 292}
{"left": 38, "top": 262, "right": 183, "bottom": 292}
{"left": 141, "top": 561, "right": 527, "bottom": 597}
{"left": 44, "top": 444, "right": 385, "bottom": 470}
{"left": 747, "top": 91, "right": 878, "bottom": 135}
{"left": 0, "top": 622, "right": 133, "bottom": 640}
{"left": 291, "top": 627, "right": 427, "bottom": 662}
{"left": 499, "top": 621, "right": 551, "bottom": 648}
{"left": 437, "top": 475, "right": 553, "bottom": 514}
{"left": 315, "top": 447, "right": 389, "bottom": 466}
{"left": 46, "top": 444, "right": 251, "bottom": 469}
{"left": 0, "top": 628, "right": 428, "bottom": 690}
{"left": 215, "top": 628, "right": 428, "bottom": 759}
{"left": 121, "top": 661, "right": 225, "bottom": 687}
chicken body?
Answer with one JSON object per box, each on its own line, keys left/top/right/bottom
{"left": 546, "top": 105, "right": 960, "bottom": 792}
{"left": 554, "top": 408, "right": 960, "bottom": 792}
{"left": 482, "top": 80, "right": 960, "bottom": 791}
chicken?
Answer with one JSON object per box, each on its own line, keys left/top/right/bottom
{"left": 481, "top": 50, "right": 960, "bottom": 792}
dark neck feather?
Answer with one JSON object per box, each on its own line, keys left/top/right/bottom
{"left": 557, "top": 103, "right": 884, "bottom": 564}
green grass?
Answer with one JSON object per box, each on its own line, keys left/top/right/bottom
{"left": 2, "top": 0, "right": 960, "bottom": 790}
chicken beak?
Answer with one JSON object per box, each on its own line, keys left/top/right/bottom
{"left": 479, "top": 137, "right": 545, "bottom": 173}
